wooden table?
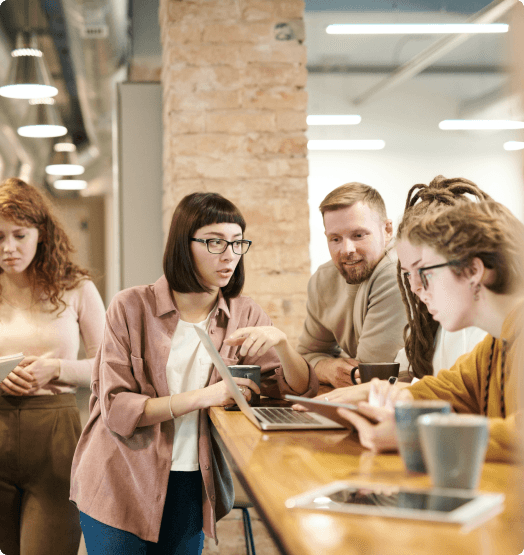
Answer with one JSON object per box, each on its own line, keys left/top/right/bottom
{"left": 209, "top": 405, "right": 524, "bottom": 555}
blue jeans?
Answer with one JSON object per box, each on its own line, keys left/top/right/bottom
{"left": 80, "top": 471, "right": 204, "bottom": 555}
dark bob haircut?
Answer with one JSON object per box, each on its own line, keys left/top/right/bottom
{"left": 163, "top": 192, "right": 247, "bottom": 298}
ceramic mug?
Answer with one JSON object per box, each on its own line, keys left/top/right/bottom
{"left": 350, "top": 362, "right": 400, "bottom": 385}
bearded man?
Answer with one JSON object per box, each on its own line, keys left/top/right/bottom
{"left": 297, "top": 183, "right": 406, "bottom": 388}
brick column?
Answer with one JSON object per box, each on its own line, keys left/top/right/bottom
{"left": 159, "top": 0, "right": 310, "bottom": 345}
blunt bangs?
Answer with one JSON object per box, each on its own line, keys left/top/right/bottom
{"left": 163, "top": 192, "right": 247, "bottom": 299}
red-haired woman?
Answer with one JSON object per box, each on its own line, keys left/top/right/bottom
{"left": 0, "top": 177, "right": 105, "bottom": 555}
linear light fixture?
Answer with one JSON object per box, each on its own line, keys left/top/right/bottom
{"left": 307, "top": 140, "right": 385, "bottom": 150}
{"left": 53, "top": 178, "right": 87, "bottom": 190}
{"left": 307, "top": 115, "right": 361, "bottom": 126}
{"left": 326, "top": 23, "right": 509, "bottom": 35}
{"left": 503, "top": 141, "right": 524, "bottom": 151}
{"left": 439, "top": 120, "right": 524, "bottom": 130}
{"left": 0, "top": 31, "right": 58, "bottom": 99}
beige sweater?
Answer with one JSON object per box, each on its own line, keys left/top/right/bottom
{"left": 409, "top": 300, "right": 524, "bottom": 462}
{"left": 0, "top": 279, "right": 105, "bottom": 395}
{"left": 297, "top": 250, "right": 406, "bottom": 368}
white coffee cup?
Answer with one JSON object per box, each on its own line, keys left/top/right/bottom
{"left": 417, "top": 413, "right": 489, "bottom": 489}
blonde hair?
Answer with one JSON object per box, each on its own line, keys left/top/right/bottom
{"left": 319, "top": 182, "right": 387, "bottom": 221}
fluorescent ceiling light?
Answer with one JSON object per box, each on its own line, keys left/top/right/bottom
{"left": 503, "top": 141, "right": 524, "bottom": 151}
{"left": 326, "top": 23, "right": 509, "bottom": 35}
{"left": 53, "top": 179, "right": 88, "bottom": 190}
{"left": 439, "top": 120, "right": 524, "bottom": 130}
{"left": 307, "top": 140, "right": 385, "bottom": 150}
{"left": 307, "top": 115, "right": 361, "bottom": 125}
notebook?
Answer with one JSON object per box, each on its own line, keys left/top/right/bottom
{"left": 193, "top": 326, "right": 344, "bottom": 430}
{"left": 0, "top": 353, "right": 25, "bottom": 382}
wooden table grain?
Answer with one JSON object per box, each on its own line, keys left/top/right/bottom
{"left": 209, "top": 405, "right": 524, "bottom": 555}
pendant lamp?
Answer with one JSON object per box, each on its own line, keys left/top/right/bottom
{"left": 53, "top": 177, "right": 88, "bottom": 190}
{"left": 0, "top": 31, "right": 58, "bottom": 99}
{"left": 45, "top": 140, "right": 85, "bottom": 176}
{"left": 18, "top": 97, "right": 67, "bottom": 138}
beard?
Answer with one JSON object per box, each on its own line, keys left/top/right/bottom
{"left": 336, "top": 256, "right": 376, "bottom": 284}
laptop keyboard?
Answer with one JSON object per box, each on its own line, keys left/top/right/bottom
{"left": 254, "top": 407, "right": 317, "bottom": 424}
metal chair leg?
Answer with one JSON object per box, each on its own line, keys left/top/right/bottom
{"left": 239, "top": 506, "right": 256, "bottom": 555}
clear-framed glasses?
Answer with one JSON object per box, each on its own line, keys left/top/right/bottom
{"left": 418, "top": 262, "right": 458, "bottom": 290}
{"left": 191, "top": 238, "right": 252, "bottom": 255}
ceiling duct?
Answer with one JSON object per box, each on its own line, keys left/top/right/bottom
{"left": 0, "top": 1, "right": 130, "bottom": 189}
{"left": 53, "top": 0, "right": 130, "bottom": 194}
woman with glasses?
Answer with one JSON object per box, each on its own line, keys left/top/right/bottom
{"left": 335, "top": 200, "right": 524, "bottom": 462}
{"left": 70, "top": 192, "right": 317, "bottom": 554}
{"left": 312, "top": 176, "right": 488, "bottom": 401}
{"left": 394, "top": 175, "right": 489, "bottom": 381}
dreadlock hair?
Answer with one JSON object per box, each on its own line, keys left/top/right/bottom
{"left": 396, "top": 175, "right": 492, "bottom": 379}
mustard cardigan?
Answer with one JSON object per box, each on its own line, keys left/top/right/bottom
{"left": 409, "top": 301, "right": 523, "bottom": 462}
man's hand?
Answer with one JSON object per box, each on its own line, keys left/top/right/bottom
{"left": 314, "top": 357, "right": 359, "bottom": 388}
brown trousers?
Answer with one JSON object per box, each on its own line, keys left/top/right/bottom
{"left": 0, "top": 394, "right": 82, "bottom": 555}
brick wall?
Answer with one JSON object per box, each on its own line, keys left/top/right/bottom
{"left": 159, "top": 0, "right": 310, "bottom": 346}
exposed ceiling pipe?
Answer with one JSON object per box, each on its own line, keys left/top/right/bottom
{"left": 58, "top": 0, "right": 130, "bottom": 194}
{"left": 353, "top": 0, "right": 518, "bottom": 106}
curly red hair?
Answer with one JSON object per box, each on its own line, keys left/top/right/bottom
{"left": 0, "top": 177, "right": 90, "bottom": 313}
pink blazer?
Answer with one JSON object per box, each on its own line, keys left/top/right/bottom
{"left": 70, "top": 275, "right": 318, "bottom": 542}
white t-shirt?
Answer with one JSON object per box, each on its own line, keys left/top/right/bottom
{"left": 396, "top": 326, "right": 488, "bottom": 382}
{"left": 165, "top": 311, "right": 214, "bottom": 471}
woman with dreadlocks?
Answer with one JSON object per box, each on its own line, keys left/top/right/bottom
{"left": 335, "top": 199, "right": 524, "bottom": 462}
{"left": 394, "top": 175, "right": 490, "bottom": 381}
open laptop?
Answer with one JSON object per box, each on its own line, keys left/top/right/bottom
{"left": 194, "top": 326, "right": 344, "bottom": 430}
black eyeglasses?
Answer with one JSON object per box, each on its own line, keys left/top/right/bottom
{"left": 191, "top": 238, "right": 252, "bottom": 255}
{"left": 418, "top": 262, "right": 458, "bottom": 290}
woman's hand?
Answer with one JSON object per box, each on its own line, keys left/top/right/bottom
{"left": 337, "top": 403, "right": 399, "bottom": 452}
{"left": 226, "top": 325, "right": 311, "bottom": 395}
{"left": 292, "top": 382, "right": 372, "bottom": 411}
{"left": 334, "top": 379, "right": 413, "bottom": 452}
{"left": 16, "top": 356, "right": 61, "bottom": 391}
{"left": 201, "top": 377, "right": 260, "bottom": 408}
{"left": 224, "top": 326, "right": 287, "bottom": 358}
{"left": 367, "top": 378, "right": 413, "bottom": 410}
{"left": 0, "top": 365, "right": 36, "bottom": 395}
